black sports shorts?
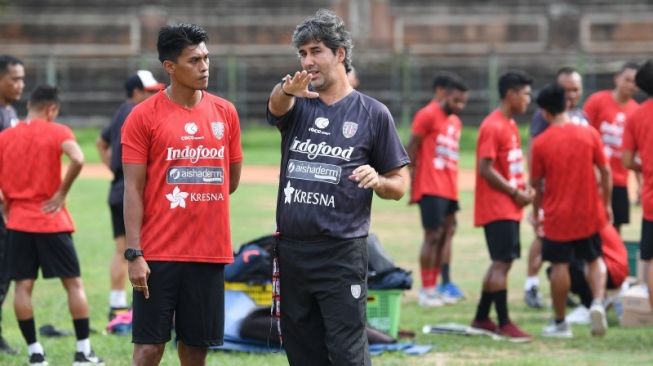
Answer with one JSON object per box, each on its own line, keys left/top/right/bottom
{"left": 612, "top": 186, "right": 630, "bottom": 226}
{"left": 483, "top": 220, "right": 521, "bottom": 262}
{"left": 418, "top": 195, "right": 459, "bottom": 230}
{"left": 542, "top": 233, "right": 602, "bottom": 263}
{"left": 641, "top": 218, "right": 653, "bottom": 260}
{"left": 7, "top": 230, "right": 80, "bottom": 280}
{"left": 109, "top": 203, "right": 126, "bottom": 238}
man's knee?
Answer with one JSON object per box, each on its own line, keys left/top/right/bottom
{"left": 424, "top": 228, "right": 444, "bottom": 246}
{"left": 133, "top": 343, "right": 166, "bottom": 365}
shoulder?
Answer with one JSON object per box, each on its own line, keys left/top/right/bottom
{"left": 130, "top": 93, "right": 162, "bottom": 118}
{"left": 204, "top": 93, "right": 239, "bottom": 119}
{"left": 357, "top": 91, "right": 390, "bottom": 115}
{"left": 586, "top": 90, "right": 611, "bottom": 104}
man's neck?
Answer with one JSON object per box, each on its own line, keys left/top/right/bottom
{"left": 26, "top": 112, "right": 49, "bottom": 122}
{"left": 0, "top": 97, "right": 10, "bottom": 108}
{"left": 318, "top": 75, "right": 353, "bottom": 106}
{"left": 499, "top": 102, "right": 514, "bottom": 120}
{"left": 613, "top": 89, "right": 631, "bottom": 105}
{"left": 549, "top": 112, "right": 569, "bottom": 126}
{"left": 166, "top": 84, "right": 203, "bottom": 108}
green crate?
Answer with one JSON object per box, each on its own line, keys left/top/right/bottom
{"left": 366, "top": 289, "right": 402, "bottom": 337}
{"left": 625, "top": 241, "right": 639, "bottom": 277}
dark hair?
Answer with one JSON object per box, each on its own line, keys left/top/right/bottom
{"left": 635, "top": 59, "right": 653, "bottom": 96}
{"left": 124, "top": 74, "right": 144, "bottom": 98}
{"left": 29, "top": 85, "right": 59, "bottom": 110}
{"left": 536, "top": 84, "right": 566, "bottom": 115}
{"left": 618, "top": 61, "right": 639, "bottom": 75}
{"left": 432, "top": 72, "right": 454, "bottom": 91}
{"left": 292, "top": 9, "right": 353, "bottom": 72}
{"left": 446, "top": 75, "right": 468, "bottom": 92}
{"left": 157, "top": 24, "right": 208, "bottom": 63}
{"left": 0, "top": 55, "right": 23, "bottom": 76}
{"left": 498, "top": 70, "right": 533, "bottom": 99}
{"left": 556, "top": 66, "right": 577, "bottom": 78}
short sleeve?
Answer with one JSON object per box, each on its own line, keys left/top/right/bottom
{"left": 370, "top": 105, "right": 410, "bottom": 174}
{"left": 477, "top": 123, "right": 499, "bottom": 160}
{"left": 583, "top": 94, "right": 600, "bottom": 130}
{"left": 57, "top": 124, "right": 76, "bottom": 143}
{"left": 228, "top": 103, "right": 243, "bottom": 164}
{"left": 411, "top": 108, "right": 431, "bottom": 137}
{"left": 530, "top": 138, "right": 544, "bottom": 181}
{"left": 622, "top": 115, "right": 637, "bottom": 152}
{"left": 591, "top": 128, "right": 608, "bottom": 167}
{"left": 266, "top": 97, "right": 299, "bottom": 132}
{"left": 121, "top": 107, "right": 150, "bottom": 164}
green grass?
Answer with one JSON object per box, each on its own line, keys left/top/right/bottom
{"left": 0, "top": 178, "right": 650, "bottom": 365}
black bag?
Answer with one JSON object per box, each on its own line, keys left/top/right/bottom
{"left": 366, "top": 233, "right": 413, "bottom": 290}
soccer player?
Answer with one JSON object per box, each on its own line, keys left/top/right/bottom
{"left": 267, "top": 9, "right": 409, "bottom": 365}
{"left": 524, "top": 67, "right": 588, "bottom": 309}
{"left": 0, "top": 85, "right": 103, "bottom": 365}
{"left": 531, "top": 84, "right": 610, "bottom": 338}
{"left": 122, "top": 24, "right": 242, "bottom": 365}
{"left": 407, "top": 74, "right": 468, "bottom": 306}
{"left": 623, "top": 59, "right": 653, "bottom": 312}
{"left": 584, "top": 62, "right": 639, "bottom": 234}
{"left": 471, "top": 71, "right": 533, "bottom": 342}
{"left": 96, "top": 70, "right": 163, "bottom": 320}
{"left": 0, "top": 54, "right": 24, "bottom": 355}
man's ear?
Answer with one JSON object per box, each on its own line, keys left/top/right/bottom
{"left": 337, "top": 47, "right": 346, "bottom": 63}
{"left": 163, "top": 60, "right": 175, "bottom": 76}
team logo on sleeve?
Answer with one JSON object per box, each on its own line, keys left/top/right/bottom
{"left": 342, "top": 121, "right": 358, "bottom": 138}
{"left": 211, "top": 122, "right": 225, "bottom": 140}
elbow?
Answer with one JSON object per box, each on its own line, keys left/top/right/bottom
{"left": 229, "top": 181, "right": 239, "bottom": 194}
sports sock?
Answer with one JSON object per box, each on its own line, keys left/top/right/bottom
{"left": 474, "top": 291, "right": 493, "bottom": 322}
{"left": 420, "top": 268, "right": 439, "bottom": 289}
{"left": 27, "top": 342, "right": 44, "bottom": 356}
{"left": 493, "top": 290, "right": 510, "bottom": 326}
{"left": 73, "top": 318, "right": 90, "bottom": 341}
{"left": 109, "top": 290, "right": 127, "bottom": 308}
{"left": 18, "top": 318, "right": 37, "bottom": 345}
{"left": 524, "top": 276, "right": 539, "bottom": 290}
{"left": 441, "top": 264, "right": 450, "bottom": 285}
{"left": 76, "top": 338, "right": 91, "bottom": 355}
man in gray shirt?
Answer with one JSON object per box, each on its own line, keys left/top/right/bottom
{"left": 0, "top": 54, "right": 25, "bottom": 354}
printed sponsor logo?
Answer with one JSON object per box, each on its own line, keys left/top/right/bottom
{"left": 286, "top": 159, "right": 341, "bottom": 184}
{"left": 309, "top": 117, "right": 331, "bottom": 135}
{"left": 189, "top": 192, "right": 225, "bottom": 202}
{"left": 211, "top": 121, "right": 225, "bottom": 139}
{"left": 167, "top": 167, "right": 224, "bottom": 185}
{"left": 290, "top": 138, "right": 354, "bottom": 161}
{"left": 282, "top": 181, "right": 335, "bottom": 208}
{"left": 342, "top": 121, "right": 358, "bottom": 138}
{"left": 166, "top": 145, "right": 225, "bottom": 164}
{"left": 181, "top": 122, "right": 205, "bottom": 141}
{"left": 166, "top": 186, "right": 189, "bottom": 209}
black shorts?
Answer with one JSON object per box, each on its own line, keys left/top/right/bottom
{"left": 612, "top": 186, "right": 630, "bottom": 226}
{"left": 132, "top": 261, "right": 225, "bottom": 347}
{"left": 641, "top": 218, "right": 653, "bottom": 260}
{"left": 483, "top": 220, "right": 521, "bottom": 262}
{"left": 542, "top": 233, "right": 602, "bottom": 263}
{"left": 110, "top": 203, "right": 126, "bottom": 238}
{"left": 6, "top": 230, "right": 81, "bottom": 280}
{"left": 418, "top": 195, "right": 459, "bottom": 230}
{"left": 278, "top": 236, "right": 371, "bottom": 366}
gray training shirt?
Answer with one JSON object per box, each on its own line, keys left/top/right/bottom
{"left": 267, "top": 90, "right": 410, "bottom": 241}
{"left": 0, "top": 104, "right": 18, "bottom": 132}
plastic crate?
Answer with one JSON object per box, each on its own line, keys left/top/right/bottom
{"left": 624, "top": 241, "right": 639, "bottom": 276}
{"left": 225, "top": 282, "right": 272, "bottom": 306}
{"left": 366, "top": 289, "right": 402, "bottom": 337}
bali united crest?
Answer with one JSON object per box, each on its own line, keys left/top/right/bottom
{"left": 342, "top": 121, "right": 358, "bottom": 139}
{"left": 350, "top": 284, "right": 362, "bottom": 299}
{"left": 211, "top": 121, "right": 225, "bottom": 139}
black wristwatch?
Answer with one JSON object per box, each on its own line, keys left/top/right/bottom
{"left": 124, "top": 248, "right": 144, "bottom": 261}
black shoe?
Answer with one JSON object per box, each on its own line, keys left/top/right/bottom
{"left": 524, "top": 286, "right": 544, "bottom": 309}
{"left": 73, "top": 349, "right": 105, "bottom": 366}
{"left": 28, "top": 352, "right": 48, "bottom": 365}
{"left": 0, "top": 335, "right": 17, "bottom": 355}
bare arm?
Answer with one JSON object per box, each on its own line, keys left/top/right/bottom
{"left": 623, "top": 149, "right": 642, "bottom": 172}
{"left": 96, "top": 137, "right": 111, "bottom": 169}
{"left": 349, "top": 165, "right": 409, "bottom": 201}
{"left": 479, "top": 157, "right": 532, "bottom": 207}
{"left": 123, "top": 163, "right": 151, "bottom": 298}
{"left": 598, "top": 164, "right": 613, "bottom": 222}
{"left": 267, "top": 71, "right": 319, "bottom": 117}
{"left": 42, "top": 140, "right": 84, "bottom": 213}
{"left": 405, "top": 134, "right": 422, "bottom": 169}
{"left": 229, "top": 161, "right": 242, "bottom": 194}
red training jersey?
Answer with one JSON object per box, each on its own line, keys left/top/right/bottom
{"left": 0, "top": 119, "right": 76, "bottom": 233}
{"left": 122, "top": 91, "right": 243, "bottom": 263}
{"left": 474, "top": 109, "right": 526, "bottom": 226}
{"left": 410, "top": 101, "right": 461, "bottom": 202}
{"left": 623, "top": 99, "right": 653, "bottom": 221}
{"left": 584, "top": 90, "right": 639, "bottom": 187}
{"left": 600, "top": 224, "right": 628, "bottom": 287}
{"left": 531, "top": 123, "right": 607, "bottom": 241}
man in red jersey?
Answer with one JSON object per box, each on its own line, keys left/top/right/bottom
{"left": 0, "top": 86, "right": 103, "bottom": 365}
{"left": 122, "top": 24, "right": 242, "bottom": 365}
{"left": 584, "top": 62, "right": 639, "bottom": 233}
{"left": 407, "top": 74, "right": 468, "bottom": 306}
{"left": 471, "top": 71, "right": 534, "bottom": 342}
{"left": 531, "top": 84, "right": 611, "bottom": 338}
{"left": 623, "top": 59, "right": 653, "bottom": 312}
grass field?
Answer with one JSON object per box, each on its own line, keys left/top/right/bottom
{"left": 1, "top": 125, "right": 651, "bottom": 365}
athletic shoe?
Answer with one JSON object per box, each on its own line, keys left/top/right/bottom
{"left": 541, "top": 320, "right": 573, "bottom": 338}
{"left": 418, "top": 289, "right": 444, "bottom": 307}
{"left": 73, "top": 350, "right": 105, "bottom": 366}
{"left": 470, "top": 319, "right": 498, "bottom": 335}
{"left": 0, "top": 335, "right": 17, "bottom": 355}
{"left": 589, "top": 303, "right": 608, "bottom": 337}
{"left": 498, "top": 322, "right": 532, "bottom": 343}
{"left": 437, "top": 282, "right": 465, "bottom": 301}
{"left": 524, "top": 286, "right": 544, "bottom": 309}
{"left": 28, "top": 353, "right": 48, "bottom": 366}
{"left": 565, "top": 305, "right": 590, "bottom": 325}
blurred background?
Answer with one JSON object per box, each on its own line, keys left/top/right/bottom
{"left": 2, "top": 0, "right": 652, "bottom": 127}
